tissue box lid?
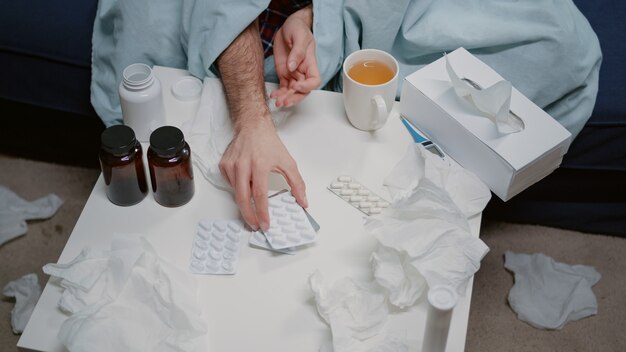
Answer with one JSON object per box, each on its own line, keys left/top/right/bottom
{"left": 404, "top": 48, "right": 571, "bottom": 171}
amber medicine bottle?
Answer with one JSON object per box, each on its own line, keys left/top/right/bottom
{"left": 148, "top": 126, "right": 195, "bottom": 207}
{"left": 99, "top": 125, "right": 148, "bottom": 206}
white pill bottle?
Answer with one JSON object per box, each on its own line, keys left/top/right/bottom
{"left": 118, "top": 63, "right": 166, "bottom": 142}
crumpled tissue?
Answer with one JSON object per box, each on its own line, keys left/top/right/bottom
{"left": 446, "top": 54, "right": 524, "bottom": 134}
{"left": 366, "top": 144, "right": 490, "bottom": 304}
{"left": 505, "top": 251, "right": 601, "bottom": 330}
{"left": 309, "top": 271, "right": 409, "bottom": 352}
{"left": 0, "top": 185, "right": 63, "bottom": 246}
{"left": 2, "top": 273, "right": 42, "bottom": 334}
{"left": 181, "top": 78, "right": 291, "bottom": 190}
{"left": 42, "top": 235, "right": 207, "bottom": 352}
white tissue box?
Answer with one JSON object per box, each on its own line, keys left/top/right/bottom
{"left": 399, "top": 47, "right": 572, "bottom": 201}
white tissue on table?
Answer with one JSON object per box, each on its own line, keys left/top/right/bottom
{"left": 181, "top": 79, "right": 292, "bottom": 191}
{"left": 42, "top": 235, "right": 207, "bottom": 352}
{"left": 445, "top": 54, "right": 524, "bottom": 134}
{"left": 383, "top": 144, "right": 491, "bottom": 218}
{"left": 0, "top": 185, "right": 63, "bottom": 246}
{"left": 2, "top": 273, "right": 42, "bottom": 334}
{"left": 505, "top": 251, "right": 601, "bottom": 330}
{"left": 370, "top": 246, "right": 425, "bottom": 309}
{"left": 366, "top": 144, "right": 490, "bottom": 300}
{"left": 309, "top": 271, "right": 405, "bottom": 352}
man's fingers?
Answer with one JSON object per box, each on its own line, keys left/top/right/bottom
{"left": 234, "top": 163, "right": 258, "bottom": 230}
{"left": 277, "top": 159, "right": 308, "bottom": 208}
{"left": 251, "top": 165, "right": 270, "bottom": 231}
{"left": 286, "top": 27, "right": 312, "bottom": 72}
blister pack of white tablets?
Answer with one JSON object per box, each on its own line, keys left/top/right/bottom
{"left": 249, "top": 231, "right": 296, "bottom": 255}
{"left": 262, "top": 192, "right": 317, "bottom": 250}
{"left": 190, "top": 219, "right": 243, "bottom": 275}
{"left": 328, "top": 175, "right": 391, "bottom": 215}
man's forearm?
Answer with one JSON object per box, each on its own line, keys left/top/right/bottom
{"left": 217, "top": 19, "right": 271, "bottom": 133}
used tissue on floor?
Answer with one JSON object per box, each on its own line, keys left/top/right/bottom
{"left": 42, "top": 235, "right": 207, "bottom": 352}
{"left": 2, "top": 273, "right": 42, "bottom": 334}
{"left": 505, "top": 251, "right": 601, "bottom": 330}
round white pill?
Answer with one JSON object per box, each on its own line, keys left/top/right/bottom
{"left": 198, "top": 221, "right": 212, "bottom": 232}
{"left": 340, "top": 189, "right": 355, "bottom": 196}
{"left": 291, "top": 214, "right": 305, "bottom": 222}
{"left": 348, "top": 183, "right": 361, "bottom": 189}
{"left": 278, "top": 218, "right": 291, "bottom": 226}
{"left": 272, "top": 208, "right": 286, "bottom": 217}
{"left": 192, "top": 249, "right": 206, "bottom": 260}
{"left": 367, "top": 196, "right": 380, "bottom": 202}
{"left": 209, "top": 249, "right": 222, "bottom": 260}
{"left": 330, "top": 182, "right": 344, "bottom": 189}
{"left": 349, "top": 195, "right": 363, "bottom": 202}
{"left": 206, "top": 261, "right": 220, "bottom": 271}
{"left": 222, "top": 261, "right": 234, "bottom": 272}
{"left": 223, "top": 250, "right": 234, "bottom": 260}
{"left": 358, "top": 189, "right": 370, "bottom": 196}
{"left": 359, "top": 202, "right": 373, "bottom": 208}
{"left": 282, "top": 227, "right": 296, "bottom": 234}
{"left": 210, "top": 241, "right": 224, "bottom": 251}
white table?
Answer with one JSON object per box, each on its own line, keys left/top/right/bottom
{"left": 19, "top": 66, "right": 480, "bottom": 352}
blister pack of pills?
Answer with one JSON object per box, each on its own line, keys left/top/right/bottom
{"left": 249, "top": 231, "right": 296, "bottom": 255}
{"left": 190, "top": 219, "right": 243, "bottom": 275}
{"left": 328, "top": 176, "right": 390, "bottom": 215}
{"left": 262, "top": 192, "right": 317, "bottom": 250}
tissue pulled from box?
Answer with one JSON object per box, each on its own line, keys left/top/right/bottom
{"left": 42, "top": 235, "right": 207, "bottom": 352}
{"left": 445, "top": 54, "right": 524, "bottom": 134}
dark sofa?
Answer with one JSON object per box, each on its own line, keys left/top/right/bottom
{"left": 0, "top": 1, "right": 624, "bottom": 235}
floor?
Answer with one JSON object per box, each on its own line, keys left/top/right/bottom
{"left": 1, "top": 154, "right": 624, "bottom": 352}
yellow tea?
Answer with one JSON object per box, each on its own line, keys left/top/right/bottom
{"left": 348, "top": 60, "right": 395, "bottom": 85}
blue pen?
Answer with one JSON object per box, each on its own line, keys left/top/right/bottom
{"left": 400, "top": 115, "right": 446, "bottom": 158}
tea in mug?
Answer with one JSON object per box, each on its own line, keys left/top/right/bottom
{"left": 347, "top": 60, "right": 395, "bottom": 85}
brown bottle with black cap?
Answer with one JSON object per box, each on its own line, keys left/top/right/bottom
{"left": 147, "top": 126, "right": 194, "bottom": 207}
{"left": 99, "top": 125, "right": 148, "bottom": 206}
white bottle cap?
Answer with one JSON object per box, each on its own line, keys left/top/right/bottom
{"left": 427, "top": 285, "right": 458, "bottom": 311}
{"left": 171, "top": 76, "right": 203, "bottom": 101}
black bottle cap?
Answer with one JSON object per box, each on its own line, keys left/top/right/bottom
{"left": 101, "top": 125, "right": 137, "bottom": 156}
{"left": 149, "top": 126, "right": 185, "bottom": 157}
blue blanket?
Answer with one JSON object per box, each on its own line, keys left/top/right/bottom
{"left": 91, "top": 0, "right": 601, "bottom": 137}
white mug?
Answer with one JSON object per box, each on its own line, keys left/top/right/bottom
{"left": 342, "top": 49, "right": 399, "bottom": 131}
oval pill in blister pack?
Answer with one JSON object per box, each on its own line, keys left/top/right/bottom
{"left": 328, "top": 175, "right": 390, "bottom": 215}
{"left": 263, "top": 193, "right": 317, "bottom": 250}
{"left": 190, "top": 219, "right": 243, "bottom": 275}
{"left": 249, "top": 231, "right": 296, "bottom": 255}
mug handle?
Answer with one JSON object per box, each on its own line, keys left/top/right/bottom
{"left": 371, "top": 95, "right": 388, "bottom": 129}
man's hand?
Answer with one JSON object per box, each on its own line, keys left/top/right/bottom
{"left": 270, "top": 5, "right": 320, "bottom": 108}
{"left": 217, "top": 19, "right": 307, "bottom": 231}
{"left": 219, "top": 118, "right": 307, "bottom": 231}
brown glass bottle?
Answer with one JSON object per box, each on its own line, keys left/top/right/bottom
{"left": 148, "top": 126, "right": 194, "bottom": 207}
{"left": 99, "top": 125, "right": 148, "bottom": 206}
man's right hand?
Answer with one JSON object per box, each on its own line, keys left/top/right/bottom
{"left": 219, "top": 117, "right": 307, "bottom": 232}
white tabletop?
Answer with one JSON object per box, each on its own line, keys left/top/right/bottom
{"left": 19, "top": 66, "right": 480, "bottom": 352}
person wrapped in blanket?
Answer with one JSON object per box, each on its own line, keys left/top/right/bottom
{"left": 90, "top": 0, "right": 601, "bottom": 231}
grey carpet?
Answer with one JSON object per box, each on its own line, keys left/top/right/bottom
{"left": 1, "top": 154, "right": 624, "bottom": 352}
